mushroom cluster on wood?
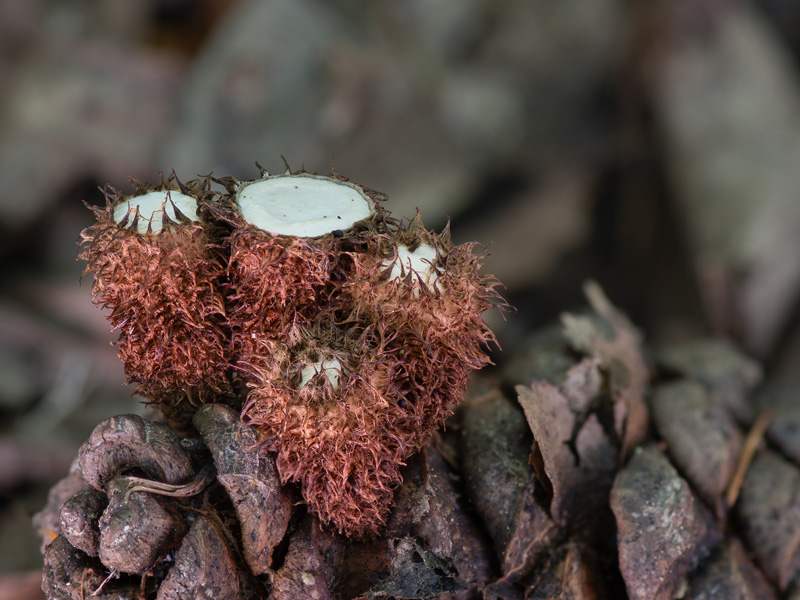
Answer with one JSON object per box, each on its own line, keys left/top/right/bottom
{"left": 78, "top": 168, "right": 504, "bottom": 536}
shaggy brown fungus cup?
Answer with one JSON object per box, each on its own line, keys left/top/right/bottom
{"left": 79, "top": 176, "right": 231, "bottom": 425}
{"left": 222, "top": 170, "right": 384, "bottom": 351}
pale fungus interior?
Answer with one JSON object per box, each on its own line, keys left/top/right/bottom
{"left": 387, "top": 244, "right": 440, "bottom": 291}
{"left": 237, "top": 174, "right": 373, "bottom": 237}
{"left": 300, "top": 358, "right": 342, "bottom": 391}
{"left": 113, "top": 191, "right": 199, "bottom": 234}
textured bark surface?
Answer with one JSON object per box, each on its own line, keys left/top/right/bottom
{"left": 194, "top": 404, "right": 293, "bottom": 575}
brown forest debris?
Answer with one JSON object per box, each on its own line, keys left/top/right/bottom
{"left": 560, "top": 281, "right": 650, "bottom": 459}
{"left": 650, "top": 379, "right": 742, "bottom": 519}
{"left": 736, "top": 449, "right": 800, "bottom": 591}
{"left": 611, "top": 445, "right": 721, "bottom": 600}
{"left": 39, "top": 409, "right": 272, "bottom": 598}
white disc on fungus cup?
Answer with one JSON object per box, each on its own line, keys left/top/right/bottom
{"left": 386, "top": 243, "right": 440, "bottom": 292}
{"left": 236, "top": 173, "right": 374, "bottom": 237}
{"left": 79, "top": 179, "right": 231, "bottom": 421}
{"left": 113, "top": 191, "right": 199, "bottom": 234}
{"left": 299, "top": 358, "right": 342, "bottom": 391}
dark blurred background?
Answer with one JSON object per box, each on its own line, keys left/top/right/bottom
{"left": 3, "top": 0, "right": 800, "bottom": 594}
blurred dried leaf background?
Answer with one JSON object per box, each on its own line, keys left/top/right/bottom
{"left": 3, "top": 0, "right": 800, "bottom": 595}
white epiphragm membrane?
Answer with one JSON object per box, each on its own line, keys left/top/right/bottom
{"left": 113, "top": 191, "right": 199, "bottom": 234}
{"left": 237, "top": 175, "right": 373, "bottom": 237}
{"left": 388, "top": 244, "right": 439, "bottom": 290}
{"left": 300, "top": 358, "right": 342, "bottom": 391}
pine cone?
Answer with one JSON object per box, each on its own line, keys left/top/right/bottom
{"left": 460, "top": 283, "right": 788, "bottom": 599}
{"left": 36, "top": 405, "right": 496, "bottom": 599}
{"left": 38, "top": 407, "right": 285, "bottom": 599}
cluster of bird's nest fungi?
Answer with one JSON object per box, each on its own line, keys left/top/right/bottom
{"left": 33, "top": 168, "right": 800, "bottom": 600}
{"left": 35, "top": 168, "right": 505, "bottom": 599}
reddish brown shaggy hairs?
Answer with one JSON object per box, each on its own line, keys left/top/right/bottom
{"left": 242, "top": 331, "right": 421, "bottom": 537}
{"left": 215, "top": 171, "right": 388, "bottom": 363}
{"left": 79, "top": 177, "right": 231, "bottom": 421}
{"left": 343, "top": 214, "right": 503, "bottom": 376}
{"left": 227, "top": 231, "right": 338, "bottom": 354}
{"left": 240, "top": 211, "right": 505, "bottom": 536}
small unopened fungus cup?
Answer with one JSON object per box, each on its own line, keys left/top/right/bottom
{"left": 79, "top": 176, "right": 230, "bottom": 424}
{"left": 227, "top": 170, "right": 504, "bottom": 536}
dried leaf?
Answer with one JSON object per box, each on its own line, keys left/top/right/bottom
{"left": 516, "top": 358, "right": 617, "bottom": 528}
{"left": 560, "top": 281, "right": 649, "bottom": 459}
{"left": 611, "top": 446, "right": 721, "bottom": 600}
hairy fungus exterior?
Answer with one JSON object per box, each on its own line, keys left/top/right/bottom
{"left": 80, "top": 166, "right": 503, "bottom": 538}
{"left": 229, "top": 171, "right": 504, "bottom": 536}
{"left": 220, "top": 170, "right": 386, "bottom": 358}
{"left": 79, "top": 176, "right": 231, "bottom": 421}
